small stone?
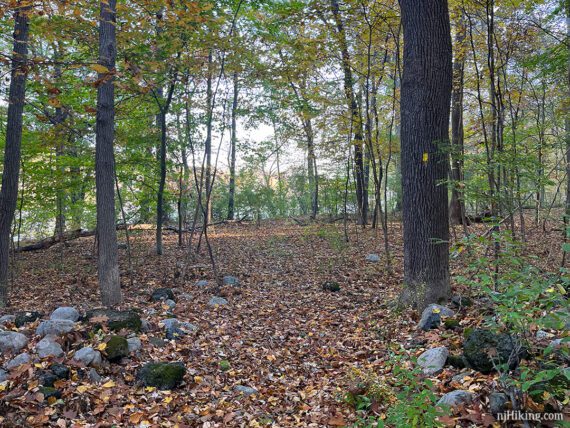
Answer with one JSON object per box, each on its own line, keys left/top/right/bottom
{"left": 14, "top": 311, "right": 41, "bottom": 328}
{"left": 223, "top": 276, "right": 240, "bottom": 286}
{"left": 451, "top": 371, "right": 472, "bottom": 384}
{"left": 36, "top": 319, "right": 75, "bottom": 337}
{"left": 235, "top": 385, "right": 257, "bottom": 395}
{"left": 549, "top": 338, "right": 569, "bottom": 349}
{"left": 451, "top": 295, "right": 473, "bottom": 308}
{"left": 417, "top": 347, "right": 449, "bottom": 376}
{"left": 196, "top": 280, "right": 208, "bottom": 287}
{"left": 151, "top": 288, "right": 175, "bottom": 302}
{"left": 489, "top": 392, "right": 509, "bottom": 416}
{"left": 73, "top": 347, "right": 102, "bottom": 367}
{"left": 88, "top": 368, "right": 102, "bottom": 383}
{"left": 50, "top": 306, "right": 80, "bottom": 322}
{"left": 208, "top": 297, "right": 228, "bottom": 307}
{"left": 141, "top": 319, "right": 151, "bottom": 333}
{"left": 365, "top": 254, "right": 380, "bottom": 263}
{"left": 164, "top": 299, "right": 176, "bottom": 309}
{"left": 105, "top": 336, "right": 129, "bottom": 362}
{"left": 39, "top": 386, "right": 61, "bottom": 400}
{"left": 0, "top": 368, "right": 8, "bottom": 382}
{"left": 160, "top": 318, "right": 198, "bottom": 340}
{"left": 0, "top": 331, "right": 28, "bottom": 354}
{"left": 437, "top": 390, "right": 475, "bottom": 408}
{"left": 137, "top": 362, "right": 186, "bottom": 390}
{"left": 219, "top": 360, "right": 230, "bottom": 371}
{"left": 536, "top": 330, "right": 550, "bottom": 340}
{"left": 36, "top": 336, "right": 64, "bottom": 358}
{"left": 5, "top": 352, "right": 32, "bottom": 370}
{"left": 444, "top": 318, "right": 460, "bottom": 329}
{"left": 49, "top": 363, "right": 70, "bottom": 379}
{"left": 149, "top": 337, "right": 167, "bottom": 348}
{"left": 0, "top": 315, "right": 15, "bottom": 325}
{"left": 127, "top": 337, "right": 142, "bottom": 353}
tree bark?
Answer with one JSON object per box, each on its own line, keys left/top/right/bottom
{"left": 95, "top": 0, "right": 121, "bottom": 307}
{"left": 228, "top": 71, "right": 238, "bottom": 220}
{"left": 399, "top": 0, "right": 452, "bottom": 308}
{"left": 0, "top": 2, "right": 30, "bottom": 307}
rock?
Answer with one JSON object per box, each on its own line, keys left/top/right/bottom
{"left": 73, "top": 347, "right": 102, "bottom": 367}
{"left": 85, "top": 309, "right": 142, "bottom": 332}
{"left": 149, "top": 337, "right": 167, "bottom": 348}
{"left": 365, "top": 254, "right": 380, "bottom": 263}
{"left": 50, "top": 306, "right": 80, "bottom": 322}
{"left": 5, "top": 352, "right": 32, "bottom": 370}
{"left": 196, "top": 280, "right": 208, "bottom": 287}
{"left": 36, "top": 336, "right": 64, "bottom": 358}
{"left": 450, "top": 372, "right": 472, "bottom": 384}
{"left": 489, "top": 392, "right": 509, "bottom": 416}
{"left": 437, "top": 390, "right": 475, "bottom": 408}
{"left": 141, "top": 319, "right": 151, "bottom": 333}
{"left": 39, "top": 386, "right": 61, "bottom": 400}
{"left": 14, "top": 311, "right": 41, "bottom": 328}
{"left": 118, "top": 242, "right": 128, "bottom": 250}
{"left": 463, "top": 329, "right": 522, "bottom": 374}
{"left": 235, "top": 385, "right": 258, "bottom": 395}
{"left": 88, "top": 368, "right": 102, "bottom": 383}
{"left": 219, "top": 360, "right": 230, "bottom": 371}
{"left": 208, "top": 297, "right": 228, "bottom": 307}
{"left": 451, "top": 295, "right": 473, "bottom": 308}
{"left": 322, "top": 281, "right": 340, "bottom": 292}
{"left": 36, "top": 319, "right": 75, "bottom": 337}
{"left": 223, "top": 276, "right": 240, "bottom": 286}
{"left": 0, "top": 368, "right": 7, "bottom": 382}
{"left": 549, "top": 338, "right": 569, "bottom": 350}
{"left": 136, "top": 362, "right": 185, "bottom": 390}
{"left": 0, "top": 331, "right": 28, "bottom": 354}
{"left": 105, "top": 336, "right": 129, "bottom": 362}
{"left": 127, "top": 337, "right": 142, "bottom": 353}
{"left": 49, "top": 363, "right": 70, "bottom": 379}
{"left": 164, "top": 299, "right": 176, "bottom": 309}
{"left": 418, "top": 304, "right": 456, "bottom": 331}
{"left": 536, "top": 330, "right": 550, "bottom": 340}
{"left": 160, "top": 318, "right": 198, "bottom": 340}
{"left": 444, "top": 318, "right": 460, "bottom": 329}
{"left": 0, "top": 315, "right": 15, "bottom": 325}
{"left": 38, "top": 371, "right": 58, "bottom": 387}
{"left": 417, "top": 347, "right": 449, "bottom": 376}
{"left": 151, "top": 288, "right": 175, "bottom": 302}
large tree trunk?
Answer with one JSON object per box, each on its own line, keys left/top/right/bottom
{"left": 95, "top": 0, "right": 121, "bottom": 307}
{"left": 449, "top": 12, "right": 467, "bottom": 226}
{"left": 228, "top": 71, "right": 238, "bottom": 220}
{"left": 0, "top": 2, "right": 30, "bottom": 307}
{"left": 156, "top": 109, "right": 167, "bottom": 255}
{"left": 399, "top": 0, "right": 452, "bottom": 309}
{"left": 330, "top": 0, "right": 367, "bottom": 226}
{"left": 205, "top": 50, "right": 213, "bottom": 225}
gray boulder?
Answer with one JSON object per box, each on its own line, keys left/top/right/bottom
{"left": 88, "top": 368, "right": 102, "bottom": 383}
{"left": 417, "top": 347, "right": 449, "bottom": 376}
{"left": 164, "top": 299, "right": 176, "bottom": 309}
{"left": 437, "top": 390, "right": 475, "bottom": 408}
{"left": 0, "top": 368, "right": 7, "bottom": 382}
{"left": 5, "top": 352, "right": 31, "bottom": 370}
{"left": 73, "top": 347, "right": 102, "bottom": 367}
{"left": 418, "top": 304, "right": 455, "bottom": 331}
{"left": 50, "top": 306, "right": 80, "bottom": 322}
{"left": 127, "top": 337, "right": 142, "bottom": 353}
{"left": 36, "top": 336, "right": 64, "bottom": 358}
{"left": 235, "top": 385, "right": 258, "bottom": 395}
{"left": 365, "top": 254, "right": 380, "bottom": 263}
{"left": 0, "top": 315, "right": 15, "bottom": 325}
{"left": 208, "top": 297, "right": 228, "bottom": 307}
{"left": 196, "top": 280, "right": 208, "bottom": 287}
{"left": 36, "top": 319, "right": 75, "bottom": 337}
{"left": 0, "top": 331, "right": 28, "bottom": 354}
{"left": 489, "top": 392, "right": 509, "bottom": 416}
{"left": 151, "top": 288, "right": 175, "bottom": 302}
{"left": 160, "top": 318, "right": 198, "bottom": 340}
{"left": 223, "top": 276, "right": 240, "bottom": 286}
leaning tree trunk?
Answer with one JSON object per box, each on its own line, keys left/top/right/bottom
{"left": 95, "top": 0, "right": 122, "bottom": 307}
{"left": 0, "top": 2, "right": 30, "bottom": 307}
{"left": 228, "top": 71, "right": 238, "bottom": 220}
{"left": 399, "top": 0, "right": 452, "bottom": 309}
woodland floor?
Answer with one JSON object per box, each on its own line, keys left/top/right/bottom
{"left": 0, "top": 218, "right": 568, "bottom": 427}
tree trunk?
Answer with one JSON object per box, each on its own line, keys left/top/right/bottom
{"left": 156, "top": 109, "right": 167, "bottom": 255}
{"left": 95, "top": 0, "right": 121, "bottom": 307}
{"left": 205, "top": 50, "right": 213, "bottom": 225}
{"left": 399, "top": 0, "right": 452, "bottom": 309}
{"left": 0, "top": 2, "right": 30, "bottom": 307}
{"left": 449, "top": 12, "right": 467, "bottom": 226}
{"left": 228, "top": 71, "right": 238, "bottom": 220}
{"left": 330, "top": 0, "right": 367, "bottom": 226}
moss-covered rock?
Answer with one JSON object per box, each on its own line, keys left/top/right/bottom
{"left": 39, "top": 386, "right": 61, "bottom": 400}
{"left": 446, "top": 354, "right": 467, "bottom": 369}
{"left": 136, "top": 362, "right": 186, "bottom": 390}
{"left": 219, "top": 360, "right": 230, "bottom": 371}
{"left": 463, "top": 329, "right": 523, "bottom": 374}
{"left": 444, "top": 318, "right": 461, "bottom": 329}
{"left": 322, "top": 281, "right": 340, "bottom": 292}
{"left": 85, "top": 309, "right": 142, "bottom": 332}
{"left": 14, "top": 311, "right": 42, "bottom": 328}
{"left": 151, "top": 288, "right": 175, "bottom": 302}
{"left": 105, "top": 335, "right": 129, "bottom": 362}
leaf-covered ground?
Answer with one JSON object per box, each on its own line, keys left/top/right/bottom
{"left": 0, "top": 220, "right": 568, "bottom": 426}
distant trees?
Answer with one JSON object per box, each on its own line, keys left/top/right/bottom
{"left": 399, "top": 0, "right": 452, "bottom": 308}
{"left": 95, "top": 0, "right": 121, "bottom": 306}
{"left": 0, "top": 2, "right": 30, "bottom": 307}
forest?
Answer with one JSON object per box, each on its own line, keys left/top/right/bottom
{"left": 0, "top": 0, "right": 568, "bottom": 426}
